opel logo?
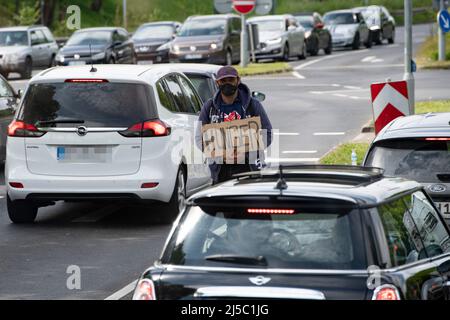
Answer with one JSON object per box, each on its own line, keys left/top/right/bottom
{"left": 249, "top": 276, "right": 271, "bottom": 286}
{"left": 429, "top": 184, "right": 447, "bottom": 193}
{"left": 76, "top": 126, "right": 88, "bottom": 137}
{"left": 190, "top": 46, "right": 196, "bottom": 52}
{"left": 74, "top": 54, "right": 80, "bottom": 60}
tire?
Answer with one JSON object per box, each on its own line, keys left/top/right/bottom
{"left": 164, "top": 166, "right": 187, "bottom": 223}
{"left": 225, "top": 50, "right": 232, "bottom": 66}
{"left": 374, "top": 30, "right": 382, "bottom": 45}
{"left": 281, "top": 43, "right": 290, "bottom": 61}
{"left": 352, "top": 33, "right": 360, "bottom": 50}
{"left": 388, "top": 28, "right": 395, "bottom": 44}
{"left": 7, "top": 195, "right": 38, "bottom": 224}
{"left": 365, "top": 32, "right": 373, "bottom": 49}
{"left": 309, "top": 37, "right": 319, "bottom": 56}
{"left": 21, "top": 57, "right": 32, "bottom": 79}
{"left": 298, "top": 42, "right": 307, "bottom": 60}
{"left": 108, "top": 56, "right": 116, "bottom": 64}
{"left": 324, "top": 37, "right": 332, "bottom": 55}
{"left": 48, "top": 54, "right": 56, "bottom": 68}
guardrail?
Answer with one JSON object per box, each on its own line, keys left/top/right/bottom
{"left": 390, "top": 6, "right": 432, "bottom": 16}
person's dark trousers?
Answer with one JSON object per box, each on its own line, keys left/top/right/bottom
{"left": 215, "top": 164, "right": 253, "bottom": 184}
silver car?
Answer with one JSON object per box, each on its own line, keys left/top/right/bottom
{"left": 363, "top": 113, "right": 450, "bottom": 225}
{"left": 0, "top": 26, "right": 59, "bottom": 79}
{"left": 324, "top": 10, "right": 372, "bottom": 50}
{"left": 248, "top": 14, "right": 307, "bottom": 62}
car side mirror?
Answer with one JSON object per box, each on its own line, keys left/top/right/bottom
{"left": 252, "top": 91, "right": 266, "bottom": 102}
{"left": 16, "top": 89, "right": 23, "bottom": 99}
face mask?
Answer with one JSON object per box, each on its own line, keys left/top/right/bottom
{"left": 219, "top": 83, "right": 238, "bottom": 97}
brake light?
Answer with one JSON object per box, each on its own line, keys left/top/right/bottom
{"left": 9, "top": 182, "right": 24, "bottom": 189}
{"left": 247, "top": 208, "right": 295, "bottom": 215}
{"left": 141, "top": 182, "right": 159, "bottom": 189}
{"left": 8, "top": 120, "right": 46, "bottom": 138}
{"left": 372, "top": 285, "right": 401, "bottom": 300}
{"left": 422, "top": 138, "right": 450, "bottom": 141}
{"left": 119, "top": 120, "right": 171, "bottom": 138}
{"left": 132, "top": 279, "right": 156, "bottom": 300}
{"left": 65, "top": 79, "right": 108, "bottom": 83}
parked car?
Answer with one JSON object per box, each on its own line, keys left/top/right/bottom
{"left": 324, "top": 10, "right": 372, "bottom": 50}
{"left": 132, "top": 21, "right": 181, "bottom": 64}
{"left": 248, "top": 15, "right": 307, "bottom": 61}
{"left": 0, "top": 26, "right": 59, "bottom": 79}
{"left": 169, "top": 14, "right": 241, "bottom": 65}
{"left": 353, "top": 5, "right": 396, "bottom": 45}
{"left": 0, "top": 74, "right": 19, "bottom": 161}
{"left": 55, "top": 27, "right": 136, "bottom": 66}
{"left": 133, "top": 165, "right": 450, "bottom": 300}
{"left": 5, "top": 65, "right": 212, "bottom": 223}
{"left": 363, "top": 113, "right": 450, "bottom": 225}
{"left": 294, "top": 12, "right": 332, "bottom": 56}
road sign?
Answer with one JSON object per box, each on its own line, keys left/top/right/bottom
{"left": 370, "top": 80, "right": 411, "bottom": 134}
{"left": 232, "top": 0, "right": 256, "bottom": 15}
{"left": 215, "top": 0, "right": 273, "bottom": 15}
{"left": 255, "top": 0, "right": 273, "bottom": 15}
{"left": 214, "top": 0, "right": 233, "bottom": 14}
{"left": 438, "top": 10, "right": 450, "bottom": 33}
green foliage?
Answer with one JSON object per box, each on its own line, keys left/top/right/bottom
{"left": 320, "top": 143, "right": 370, "bottom": 166}
{"left": 14, "top": 4, "right": 40, "bottom": 26}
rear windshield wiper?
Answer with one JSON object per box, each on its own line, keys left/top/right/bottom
{"left": 35, "top": 119, "right": 85, "bottom": 126}
{"left": 437, "top": 174, "right": 450, "bottom": 182}
{"left": 205, "top": 254, "right": 268, "bottom": 266}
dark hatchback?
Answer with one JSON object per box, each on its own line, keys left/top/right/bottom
{"left": 133, "top": 166, "right": 450, "bottom": 300}
{"left": 294, "top": 12, "right": 332, "bottom": 56}
{"left": 56, "top": 27, "right": 136, "bottom": 66}
{"left": 132, "top": 21, "right": 181, "bottom": 64}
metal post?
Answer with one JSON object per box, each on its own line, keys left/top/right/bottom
{"left": 271, "top": 0, "right": 276, "bottom": 14}
{"left": 438, "top": 0, "right": 446, "bottom": 61}
{"left": 403, "top": 0, "right": 415, "bottom": 114}
{"left": 248, "top": 24, "right": 256, "bottom": 63}
{"left": 123, "top": 0, "right": 127, "bottom": 29}
{"left": 240, "top": 14, "right": 248, "bottom": 67}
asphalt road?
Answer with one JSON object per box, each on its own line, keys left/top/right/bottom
{"left": 1, "top": 23, "right": 450, "bottom": 300}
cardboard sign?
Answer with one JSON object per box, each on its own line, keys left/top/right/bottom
{"left": 202, "top": 117, "right": 263, "bottom": 163}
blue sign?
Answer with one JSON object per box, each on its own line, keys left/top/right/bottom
{"left": 439, "top": 10, "right": 450, "bottom": 33}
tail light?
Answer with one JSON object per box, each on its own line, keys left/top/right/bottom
{"left": 65, "top": 79, "right": 109, "bottom": 83}
{"left": 421, "top": 138, "right": 450, "bottom": 141}
{"left": 132, "top": 279, "right": 156, "bottom": 300}
{"left": 8, "top": 120, "right": 46, "bottom": 138}
{"left": 372, "top": 285, "right": 401, "bottom": 300}
{"left": 119, "top": 120, "right": 171, "bottom": 138}
{"left": 247, "top": 208, "right": 295, "bottom": 215}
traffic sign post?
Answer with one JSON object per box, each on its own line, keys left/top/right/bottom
{"left": 438, "top": 1, "right": 450, "bottom": 61}
{"left": 232, "top": 0, "right": 256, "bottom": 68}
{"left": 403, "top": 0, "right": 415, "bottom": 114}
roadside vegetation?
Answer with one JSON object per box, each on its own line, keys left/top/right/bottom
{"left": 235, "top": 62, "right": 292, "bottom": 76}
{"left": 320, "top": 100, "right": 450, "bottom": 165}
{"left": 416, "top": 34, "right": 450, "bottom": 70}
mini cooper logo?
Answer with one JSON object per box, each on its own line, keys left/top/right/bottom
{"left": 76, "top": 126, "right": 88, "bottom": 136}
{"left": 429, "top": 184, "right": 447, "bottom": 193}
{"left": 190, "top": 46, "right": 196, "bottom": 52}
{"left": 249, "top": 276, "right": 271, "bottom": 286}
{"left": 74, "top": 54, "right": 80, "bottom": 60}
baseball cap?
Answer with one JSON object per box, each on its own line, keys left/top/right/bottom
{"left": 216, "top": 66, "right": 239, "bottom": 81}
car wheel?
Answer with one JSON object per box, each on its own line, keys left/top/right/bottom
{"left": 388, "top": 28, "right": 395, "bottom": 44}
{"left": 164, "top": 166, "right": 187, "bottom": 223}
{"left": 108, "top": 56, "right": 116, "bottom": 64}
{"left": 298, "top": 42, "right": 307, "bottom": 60}
{"left": 225, "top": 50, "right": 233, "bottom": 66}
{"left": 21, "top": 57, "right": 32, "bottom": 79}
{"left": 352, "top": 33, "right": 360, "bottom": 50}
{"left": 7, "top": 195, "right": 38, "bottom": 224}
{"left": 48, "top": 54, "right": 56, "bottom": 68}
{"left": 324, "top": 37, "right": 332, "bottom": 55}
{"left": 282, "top": 43, "right": 290, "bottom": 61}
{"left": 365, "top": 31, "right": 373, "bottom": 48}
{"left": 375, "top": 30, "right": 383, "bottom": 45}
{"left": 309, "top": 37, "right": 319, "bottom": 56}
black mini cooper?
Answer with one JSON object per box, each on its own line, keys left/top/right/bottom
{"left": 133, "top": 165, "right": 450, "bottom": 300}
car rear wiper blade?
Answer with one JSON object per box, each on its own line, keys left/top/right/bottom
{"left": 205, "top": 254, "right": 268, "bottom": 266}
{"left": 36, "top": 119, "right": 85, "bottom": 126}
{"left": 437, "top": 173, "right": 450, "bottom": 182}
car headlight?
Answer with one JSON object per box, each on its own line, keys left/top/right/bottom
{"left": 56, "top": 54, "right": 65, "bottom": 63}
{"left": 305, "top": 31, "right": 312, "bottom": 38}
{"left": 210, "top": 43, "right": 223, "bottom": 51}
{"left": 172, "top": 44, "right": 180, "bottom": 53}
{"left": 156, "top": 42, "right": 170, "bottom": 52}
{"left": 266, "top": 37, "right": 282, "bottom": 45}
{"left": 91, "top": 52, "right": 106, "bottom": 60}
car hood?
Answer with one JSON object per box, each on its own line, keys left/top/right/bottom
{"left": 259, "top": 31, "right": 284, "bottom": 43}
{"left": 133, "top": 38, "right": 171, "bottom": 47}
{"left": 327, "top": 24, "right": 358, "bottom": 36}
{"left": 59, "top": 44, "right": 108, "bottom": 56}
{"left": 172, "top": 35, "right": 225, "bottom": 46}
{"left": 0, "top": 46, "right": 29, "bottom": 55}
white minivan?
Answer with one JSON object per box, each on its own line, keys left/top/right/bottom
{"left": 5, "top": 65, "right": 211, "bottom": 223}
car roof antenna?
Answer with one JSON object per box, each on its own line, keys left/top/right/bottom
{"left": 89, "top": 44, "right": 97, "bottom": 73}
{"left": 275, "top": 165, "right": 288, "bottom": 195}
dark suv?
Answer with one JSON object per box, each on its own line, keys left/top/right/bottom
{"left": 169, "top": 14, "right": 241, "bottom": 65}
{"left": 133, "top": 165, "right": 450, "bottom": 300}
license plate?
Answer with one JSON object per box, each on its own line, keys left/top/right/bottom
{"left": 68, "top": 61, "right": 86, "bottom": 66}
{"left": 436, "top": 202, "right": 450, "bottom": 216}
{"left": 185, "top": 54, "right": 202, "bottom": 60}
{"left": 137, "top": 60, "right": 153, "bottom": 65}
{"left": 56, "top": 146, "right": 110, "bottom": 163}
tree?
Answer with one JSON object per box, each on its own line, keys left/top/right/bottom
{"left": 14, "top": 3, "right": 40, "bottom": 26}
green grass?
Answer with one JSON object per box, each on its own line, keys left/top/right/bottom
{"left": 416, "top": 34, "right": 450, "bottom": 70}
{"left": 416, "top": 100, "right": 450, "bottom": 113}
{"left": 320, "top": 143, "right": 370, "bottom": 166}
{"left": 234, "top": 62, "right": 292, "bottom": 76}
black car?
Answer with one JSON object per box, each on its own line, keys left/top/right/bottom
{"left": 294, "top": 12, "right": 332, "bottom": 56}
{"left": 132, "top": 21, "right": 181, "bottom": 64}
{"left": 55, "top": 27, "right": 136, "bottom": 66}
{"left": 133, "top": 165, "right": 450, "bottom": 300}
{"left": 0, "top": 74, "right": 18, "bottom": 161}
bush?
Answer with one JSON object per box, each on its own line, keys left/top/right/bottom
{"left": 14, "top": 4, "right": 40, "bottom": 26}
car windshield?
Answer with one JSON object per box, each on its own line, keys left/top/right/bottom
{"left": 0, "top": 31, "right": 28, "bottom": 46}
{"left": 324, "top": 13, "right": 356, "bottom": 25}
{"left": 66, "top": 31, "right": 111, "bottom": 46}
{"left": 132, "top": 25, "right": 174, "bottom": 40}
{"left": 365, "top": 139, "right": 450, "bottom": 183}
{"left": 19, "top": 82, "right": 156, "bottom": 128}
{"left": 253, "top": 19, "right": 285, "bottom": 32}
{"left": 178, "top": 18, "right": 226, "bottom": 37}
{"left": 295, "top": 16, "right": 314, "bottom": 30}
{"left": 162, "top": 204, "right": 366, "bottom": 270}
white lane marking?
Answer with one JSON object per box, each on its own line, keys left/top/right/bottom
{"left": 282, "top": 150, "right": 318, "bottom": 154}
{"left": 294, "top": 49, "right": 369, "bottom": 70}
{"left": 286, "top": 83, "right": 336, "bottom": 87}
{"left": 0, "top": 196, "right": 4, "bottom": 199}
{"left": 333, "top": 93, "right": 348, "bottom": 98}
{"left": 291, "top": 71, "right": 305, "bottom": 79}
{"left": 310, "top": 88, "right": 367, "bottom": 94}
{"left": 344, "top": 86, "right": 361, "bottom": 90}
{"left": 303, "top": 64, "right": 403, "bottom": 70}
{"left": 105, "top": 280, "right": 138, "bottom": 300}
{"left": 314, "top": 132, "right": 346, "bottom": 136}
{"left": 332, "top": 84, "right": 341, "bottom": 87}
{"left": 266, "top": 157, "right": 320, "bottom": 163}
{"left": 273, "top": 132, "right": 299, "bottom": 136}
{"left": 362, "top": 56, "right": 376, "bottom": 62}
{"left": 371, "top": 58, "right": 384, "bottom": 63}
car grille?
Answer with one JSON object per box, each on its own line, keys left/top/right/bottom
{"left": 179, "top": 45, "right": 210, "bottom": 52}
{"left": 136, "top": 45, "right": 160, "bottom": 52}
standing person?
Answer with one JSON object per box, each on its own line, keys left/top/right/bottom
{"left": 195, "top": 66, "right": 273, "bottom": 184}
